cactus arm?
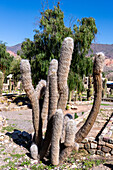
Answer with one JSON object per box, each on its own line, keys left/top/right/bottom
{"left": 35, "top": 80, "right": 46, "bottom": 99}
{"left": 64, "top": 119, "right": 76, "bottom": 147}
{"left": 57, "top": 37, "right": 74, "bottom": 111}
{"left": 60, "top": 116, "right": 70, "bottom": 143}
{"left": 39, "top": 59, "right": 58, "bottom": 159}
{"left": 59, "top": 119, "right": 76, "bottom": 163}
{"left": 20, "top": 60, "right": 39, "bottom": 145}
{"left": 51, "top": 109, "right": 63, "bottom": 165}
{"left": 75, "top": 52, "right": 105, "bottom": 143}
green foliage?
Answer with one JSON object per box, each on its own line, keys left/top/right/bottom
{"left": 19, "top": 2, "right": 97, "bottom": 90}
{"left": 0, "top": 42, "right": 13, "bottom": 79}
{"left": 10, "top": 58, "right": 21, "bottom": 87}
{"left": 74, "top": 112, "right": 78, "bottom": 119}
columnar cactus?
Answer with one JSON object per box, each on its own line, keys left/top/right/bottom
{"left": 20, "top": 39, "right": 104, "bottom": 165}
{"left": 0, "top": 71, "right": 3, "bottom": 96}
{"left": 87, "top": 75, "right": 93, "bottom": 101}
{"left": 102, "top": 78, "right": 107, "bottom": 98}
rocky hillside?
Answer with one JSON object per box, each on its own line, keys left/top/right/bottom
{"left": 6, "top": 43, "right": 21, "bottom": 54}
{"left": 90, "top": 43, "right": 113, "bottom": 58}
{"left": 7, "top": 43, "right": 113, "bottom": 58}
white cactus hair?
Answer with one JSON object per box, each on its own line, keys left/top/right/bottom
{"left": 96, "top": 52, "right": 105, "bottom": 57}
{"left": 30, "top": 143, "right": 38, "bottom": 160}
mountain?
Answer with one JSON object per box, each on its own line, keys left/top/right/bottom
{"left": 90, "top": 43, "right": 113, "bottom": 58}
{"left": 6, "top": 43, "right": 21, "bottom": 54}
{"left": 6, "top": 43, "right": 113, "bottom": 59}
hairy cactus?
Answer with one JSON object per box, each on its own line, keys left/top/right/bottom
{"left": 20, "top": 39, "right": 104, "bottom": 165}
{"left": 51, "top": 109, "right": 63, "bottom": 165}
{"left": 87, "top": 75, "right": 93, "bottom": 101}
{"left": 102, "top": 78, "right": 107, "bottom": 98}
{"left": 0, "top": 71, "right": 3, "bottom": 96}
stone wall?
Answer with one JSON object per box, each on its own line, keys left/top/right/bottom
{"left": 79, "top": 115, "right": 113, "bottom": 157}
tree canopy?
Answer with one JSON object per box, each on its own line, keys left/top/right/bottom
{"left": 19, "top": 3, "right": 97, "bottom": 92}
{"left": 0, "top": 42, "right": 14, "bottom": 80}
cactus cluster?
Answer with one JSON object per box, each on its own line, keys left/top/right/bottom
{"left": 0, "top": 71, "right": 4, "bottom": 96}
{"left": 20, "top": 38, "right": 105, "bottom": 165}
{"left": 20, "top": 37, "right": 77, "bottom": 165}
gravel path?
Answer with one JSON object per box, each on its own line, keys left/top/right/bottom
{"left": 0, "top": 109, "right": 34, "bottom": 134}
{"left": 1, "top": 102, "right": 113, "bottom": 169}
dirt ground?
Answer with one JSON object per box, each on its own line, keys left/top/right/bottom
{"left": 1, "top": 100, "right": 113, "bottom": 169}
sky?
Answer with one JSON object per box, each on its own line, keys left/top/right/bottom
{"left": 0, "top": 0, "right": 113, "bottom": 46}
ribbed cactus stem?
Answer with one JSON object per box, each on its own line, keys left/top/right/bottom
{"left": 35, "top": 80, "right": 46, "bottom": 99}
{"left": 64, "top": 119, "right": 76, "bottom": 147}
{"left": 48, "top": 59, "right": 58, "bottom": 119}
{"left": 75, "top": 52, "right": 105, "bottom": 143}
{"left": 40, "top": 59, "right": 58, "bottom": 159}
{"left": 60, "top": 116, "right": 70, "bottom": 143}
{"left": 51, "top": 109, "right": 63, "bottom": 165}
{"left": 59, "top": 119, "right": 76, "bottom": 163}
{"left": 58, "top": 37, "right": 74, "bottom": 111}
{"left": 20, "top": 60, "right": 40, "bottom": 145}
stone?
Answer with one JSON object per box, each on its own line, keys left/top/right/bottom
{"left": 103, "top": 137, "right": 109, "bottom": 143}
{"left": 90, "top": 143, "right": 97, "bottom": 149}
{"left": 88, "top": 137, "right": 96, "bottom": 142}
{"left": 82, "top": 138, "right": 88, "bottom": 143}
{"left": 84, "top": 143, "right": 90, "bottom": 150}
{"left": 98, "top": 140, "right": 105, "bottom": 145}
{"left": 74, "top": 142, "right": 79, "bottom": 152}
{"left": 88, "top": 149, "right": 96, "bottom": 155}
{"left": 110, "top": 149, "right": 113, "bottom": 155}
{"left": 79, "top": 143, "right": 84, "bottom": 149}
{"left": 70, "top": 163, "right": 77, "bottom": 169}
{"left": 105, "top": 153, "right": 111, "bottom": 157}
{"left": 0, "top": 136, "right": 4, "bottom": 141}
{"left": 4, "top": 140, "right": 9, "bottom": 144}
{"left": 108, "top": 139, "right": 113, "bottom": 144}
{"left": 96, "top": 150, "right": 105, "bottom": 156}
{"left": 102, "top": 146, "right": 111, "bottom": 153}
{"left": 97, "top": 145, "right": 102, "bottom": 150}
{"left": 106, "top": 143, "right": 113, "bottom": 149}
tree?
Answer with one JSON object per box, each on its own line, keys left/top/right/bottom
{"left": 0, "top": 42, "right": 14, "bottom": 80}
{"left": 10, "top": 58, "right": 21, "bottom": 87}
{"left": 19, "top": 3, "right": 97, "bottom": 92}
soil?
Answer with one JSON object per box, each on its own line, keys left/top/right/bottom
{"left": 0, "top": 96, "right": 113, "bottom": 169}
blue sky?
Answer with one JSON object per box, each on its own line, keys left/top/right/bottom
{"left": 0, "top": 0, "right": 113, "bottom": 46}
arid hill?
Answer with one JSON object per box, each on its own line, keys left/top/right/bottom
{"left": 7, "top": 43, "right": 113, "bottom": 59}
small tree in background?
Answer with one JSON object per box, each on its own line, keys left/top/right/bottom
{"left": 0, "top": 42, "right": 14, "bottom": 81}
{"left": 10, "top": 58, "right": 21, "bottom": 88}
